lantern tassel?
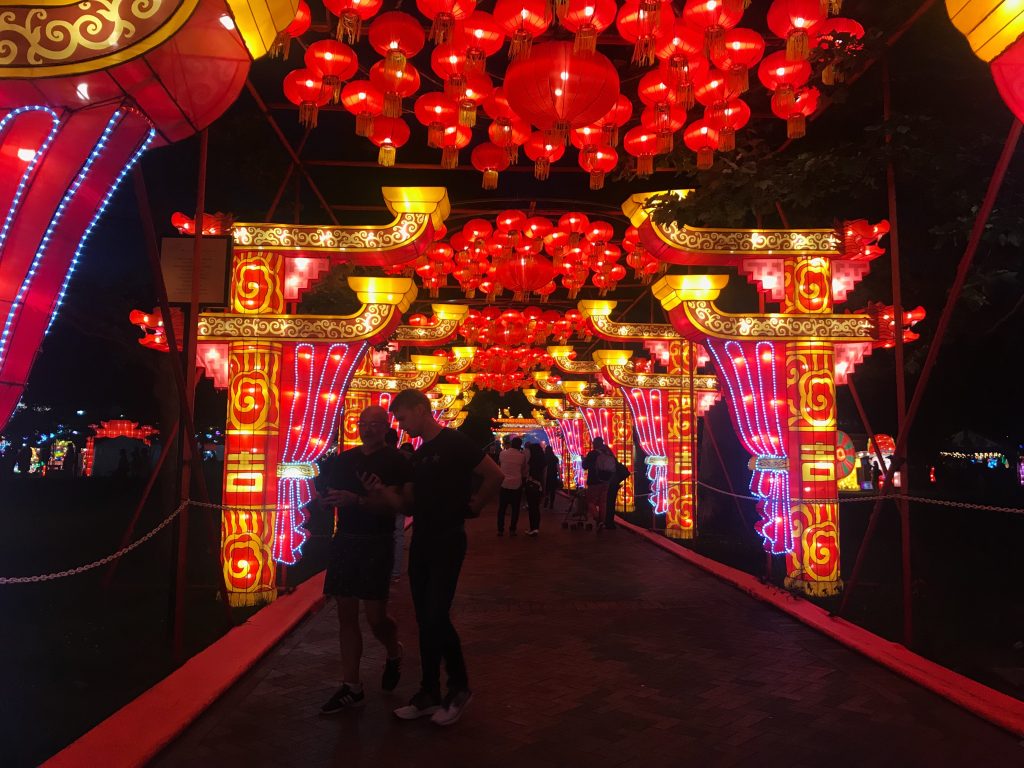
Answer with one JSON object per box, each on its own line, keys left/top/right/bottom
{"left": 509, "top": 30, "right": 533, "bottom": 62}
{"left": 636, "top": 154, "right": 653, "bottom": 178}
{"left": 384, "top": 50, "right": 407, "bottom": 77}
{"left": 574, "top": 26, "right": 597, "bottom": 55}
{"left": 441, "top": 146, "right": 459, "bottom": 169}
{"left": 324, "top": 76, "right": 342, "bottom": 105}
{"left": 338, "top": 11, "right": 361, "bottom": 44}
{"left": 656, "top": 132, "right": 673, "bottom": 154}
{"left": 632, "top": 36, "right": 657, "bottom": 67}
{"left": 726, "top": 66, "right": 749, "bottom": 95}
{"left": 298, "top": 102, "right": 319, "bottom": 128}
{"left": 430, "top": 12, "right": 455, "bottom": 44}
{"left": 427, "top": 124, "right": 443, "bottom": 148}
{"left": 378, "top": 144, "right": 396, "bottom": 167}
{"left": 534, "top": 158, "right": 551, "bottom": 180}
{"left": 705, "top": 27, "right": 725, "bottom": 60}
{"left": 444, "top": 74, "right": 466, "bottom": 100}
{"left": 482, "top": 169, "right": 499, "bottom": 189}
{"left": 775, "top": 85, "right": 796, "bottom": 113}
{"left": 675, "top": 81, "right": 695, "bottom": 111}
{"left": 589, "top": 171, "right": 605, "bottom": 190}
{"left": 465, "top": 49, "right": 486, "bottom": 72}
{"left": 383, "top": 92, "right": 402, "bottom": 118}
{"left": 787, "top": 114, "right": 806, "bottom": 139}
{"left": 355, "top": 113, "right": 374, "bottom": 137}
{"left": 465, "top": 288, "right": 477, "bottom": 298}
{"left": 602, "top": 124, "right": 619, "bottom": 147}
{"left": 718, "top": 127, "right": 736, "bottom": 152}
{"left": 269, "top": 35, "right": 290, "bottom": 59}
{"left": 458, "top": 102, "right": 478, "bottom": 127}
{"left": 787, "top": 30, "right": 809, "bottom": 61}
{"left": 506, "top": 145, "right": 519, "bottom": 163}
{"left": 696, "top": 147, "right": 714, "bottom": 171}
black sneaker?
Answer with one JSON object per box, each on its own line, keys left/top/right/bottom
{"left": 394, "top": 689, "right": 442, "bottom": 720}
{"left": 382, "top": 643, "right": 402, "bottom": 691}
{"left": 431, "top": 688, "right": 473, "bottom": 726}
{"left": 320, "top": 684, "right": 365, "bottom": 714}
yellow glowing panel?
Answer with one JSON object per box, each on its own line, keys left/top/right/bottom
{"left": 652, "top": 274, "right": 729, "bottom": 311}
{"left": 434, "top": 383, "right": 462, "bottom": 396}
{"left": 348, "top": 277, "right": 417, "bottom": 311}
{"left": 948, "top": 0, "right": 1024, "bottom": 61}
{"left": 578, "top": 300, "right": 617, "bottom": 318}
{"left": 227, "top": 0, "right": 298, "bottom": 60}
{"left": 382, "top": 187, "right": 451, "bottom": 229}
{"left": 451, "top": 346, "right": 477, "bottom": 359}
{"left": 620, "top": 190, "right": 693, "bottom": 227}
{"left": 593, "top": 350, "right": 632, "bottom": 367}
{"left": 546, "top": 345, "right": 574, "bottom": 358}
{"left": 561, "top": 381, "right": 589, "bottom": 393}
{"left": 411, "top": 355, "right": 445, "bottom": 372}
{"left": 432, "top": 304, "right": 469, "bottom": 321}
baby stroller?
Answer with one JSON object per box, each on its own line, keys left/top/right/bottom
{"left": 561, "top": 487, "right": 593, "bottom": 531}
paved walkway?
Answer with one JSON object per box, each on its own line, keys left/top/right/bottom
{"left": 154, "top": 506, "right": 1023, "bottom": 768}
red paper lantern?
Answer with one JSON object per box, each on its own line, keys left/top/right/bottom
{"left": 558, "top": 212, "right": 591, "bottom": 245}
{"left": 495, "top": 253, "right": 556, "bottom": 300}
{"left": 640, "top": 104, "right": 687, "bottom": 153}
{"left": 370, "top": 61, "right": 420, "bottom": 118}
{"left": 304, "top": 40, "right": 358, "bottom": 104}
{"left": 704, "top": 97, "right": 749, "bottom": 151}
{"left": 341, "top": 80, "right": 384, "bottom": 137}
{"left": 523, "top": 132, "right": 565, "bottom": 180}
{"left": 471, "top": 142, "right": 510, "bottom": 189}
{"left": 489, "top": 116, "right": 530, "bottom": 162}
{"left": 766, "top": 0, "right": 825, "bottom": 62}
{"left": 324, "top": 0, "right": 383, "bottom": 43}
{"left": 505, "top": 42, "right": 620, "bottom": 141}
{"left": 370, "top": 117, "right": 411, "bottom": 166}
{"left": 454, "top": 11, "right": 506, "bottom": 71}
{"left": 369, "top": 11, "right": 426, "bottom": 76}
{"left": 274, "top": 0, "right": 312, "bottom": 57}
{"left": 438, "top": 123, "right": 473, "bottom": 168}
{"left": 283, "top": 69, "right": 329, "bottom": 127}
{"left": 683, "top": 119, "right": 719, "bottom": 170}
{"left": 415, "top": 93, "right": 460, "bottom": 147}
{"left": 580, "top": 145, "right": 618, "bottom": 190}
{"left": 710, "top": 28, "right": 765, "bottom": 94}
{"left": 616, "top": 0, "right": 676, "bottom": 66}
{"left": 811, "top": 17, "right": 865, "bottom": 85}
{"left": 681, "top": 0, "right": 743, "bottom": 59}
{"left": 757, "top": 51, "right": 812, "bottom": 112}
{"left": 417, "top": 0, "right": 477, "bottom": 44}
{"left": 771, "top": 86, "right": 819, "bottom": 138}
{"left": 623, "top": 126, "right": 659, "bottom": 177}
{"left": 561, "top": 0, "right": 618, "bottom": 55}
{"left": 458, "top": 71, "right": 494, "bottom": 126}
{"left": 598, "top": 94, "right": 633, "bottom": 147}
{"left": 492, "top": 0, "right": 551, "bottom": 61}
{"left": 655, "top": 21, "right": 708, "bottom": 108}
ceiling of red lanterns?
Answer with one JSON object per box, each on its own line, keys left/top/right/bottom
{"left": 276, "top": 0, "right": 867, "bottom": 187}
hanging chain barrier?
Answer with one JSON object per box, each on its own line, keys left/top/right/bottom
{"left": 696, "top": 480, "right": 1024, "bottom": 516}
{"left": 0, "top": 498, "right": 302, "bottom": 585}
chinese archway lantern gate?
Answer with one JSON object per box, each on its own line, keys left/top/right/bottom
{"left": 0, "top": 0, "right": 300, "bottom": 431}
{"left": 630, "top": 192, "right": 893, "bottom": 597}
{"left": 174, "top": 188, "right": 449, "bottom": 606}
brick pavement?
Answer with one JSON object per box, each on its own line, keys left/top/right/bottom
{"left": 153, "top": 505, "right": 1024, "bottom": 768}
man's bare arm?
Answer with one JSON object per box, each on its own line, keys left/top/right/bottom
{"left": 469, "top": 455, "right": 503, "bottom": 515}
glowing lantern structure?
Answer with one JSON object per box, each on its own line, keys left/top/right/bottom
{"left": 304, "top": 40, "right": 358, "bottom": 103}
{"left": 948, "top": 0, "right": 1024, "bottom": 123}
{"left": 630, "top": 191, "right": 895, "bottom": 597}
{"left": 325, "top": 0, "right": 383, "bottom": 43}
{"left": 369, "top": 11, "right": 426, "bottom": 76}
{"left": 493, "top": 0, "right": 552, "bottom": 61}
{"left": 0, "top": 0, "right": 300, "bottom": 431}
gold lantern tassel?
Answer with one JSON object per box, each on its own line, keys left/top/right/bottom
{"left": 549, "top": 0, "right": 569, "bottom": 19}
{"left": 482, "top": 169, "right": 499, "bottom": 189}
{"left": 636, "top": 154, "right": 653, "bottom": 178}
{"left": 567, "top": 286, "right": 579, "bottom": 300}
{"left": 429, "top": 285, "right": 440, "bottom": 298}
{"left": 513, "top": 289, "right": 526, "bottom": 301}
{"left": 384, "top": 50, "right": 407, "bottom": 77}
{"left": 509, "top": 30, "right": 533, "bottom": 62}
{"left": 534, "top": 158, "right": 551, "bottom": 180}
{"left": 444, "top": 74, "right": 466, "bottom": 100}
{"left": 430, "top": 12, "right": 455, "bottom": 44}
{"left": 548, "top": 121, "right": 570, "bottom": 144}
{"left": 787, "top": 114, "right": 806, "bottom": 139}
{"left": 831, "top": 0, "right": 842, "bottom": 12}
{"left": 822, "top": 63, "right": 835, "bottom": 86}
{"left": 506, "top": 145, "right": 519, "bottom": 163}
{"left": 441, "top": 146, "right": 459, "bottom": 169}
{"left": 299, "top": 102, "right": 319, "bottom": 128}
{"left": 324, "top": 76, "right": 342, "bottom": 105}
{"left": 338, "top": 11, "right": 361, "bottom": 44}
{"left": 378, "top": 143, "right": 396, "bottom": 167}
{"left": 427, "top": 124, "right": 443, "bottom": 148}
{"left": 602, "top": 124, "right": 619, "bottom": 147}
{"left": 589, "top": 171, "right": 605, "bottom": 190}
{"left": 465, "top": 49, "right": 486, "bottom": 72}
{"left": 705, "top": 27, "right": 725, "bottom": 60}
{"left": 726, "top": 66, "right": 749, "bottom": 95}
{"left": 632, "top": 36, "right": 657, "bottom": 67}
{"left": 270, "top": 35, "right": 291, "bottom": 59}
{"left": 356, "top": 114, "right": 374, "bottom": 137}
{"left": 696, "top": 147, "right": 714, "bottom": 170}
{"left": 775, "top": 85, "right": 795, "bottom": 113}
{"left": 575, "top": 26, "right": 597, "bottom": 55}
{"left": 656, "top": 132, "right": 673, "bottom": 154}
{"left": 383, "top": 92, "right": 401, "bottom": 118}
{"left": 718, "top": 127, "right": 735, "bottom": 152}
{"left": 465, "top": 288, "right": 477, "bottom": 298}
{"left": 458, "top": 101, "right": 477, "bottom": 127}
{"left": 786, "top": 29, "right": 809, "bottom": 61}
{"left": 675, "top": 81, "right": 695, "bottom": 110}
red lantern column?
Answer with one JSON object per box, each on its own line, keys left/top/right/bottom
{"left": 666, "top": 341, "right": 696, "bottom": 539}
{"left": 221, "top": 250, "right": 285, "bottom": 607}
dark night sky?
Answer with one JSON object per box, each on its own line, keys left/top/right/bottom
{"left": 8, "top": 0, "right": 1024, "bottom": 461}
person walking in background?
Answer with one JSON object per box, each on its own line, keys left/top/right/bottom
{"left": 497, "top": 436, "right": 528, "bottom": 536}
{"left": 388, "top": 389, "right": 503, "bottom": 726}
{"left": 523, "top": 442, "right": 546, "bottom": 536}
{"left": 582, "top": 438, "right": 616, "bottom": 528}
{"left": 386, "top": 427, "right": 407, "bottom": 582}
{"left": 315, "top": 405, "right": 411, "bottom": 714}
{"left": 543, "top": 444, "right": 561, "bottom": 509}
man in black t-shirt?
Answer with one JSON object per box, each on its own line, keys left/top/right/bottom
{"left": 388, "top": 389, "right": 503, "bottom": 726}
{"left": 316, "top": 405, "right": 412, "bottom": 715}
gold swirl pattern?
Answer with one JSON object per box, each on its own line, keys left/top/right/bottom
{"left": 785, "top": 257, "right": 833, "bottom": 314}
{"left": 601, "top": 364, "right": 718, "bottom": 393}
{"left": 199, "top": 305, "right": 394, "bottom": 343}
{"left": 0, "top": 0, "right": 196, "bottom": 77}
{"left": 589, "top": 313, "right": 681, "bottom": 341}
{"left": 393, "top": 318, "right": 461, "bottom": 342}
{"left": 222, "top": 530, "right": 274, "bottom": 602}
{"left": 654, "top": 222, "right": 841, "bottom": 258}
{"left": 350, "top": 370, "right": 437, "bottom": 391}
{"left": 791, "top": 505, "right": 840, "bottom": 583}
{"left": 682, "top": 301, "right": 873, "bottom": 341}
{"left": 232, "top": 214, "right": 430, "bottom": 252}
{"left": 440, "top": 357, "right": 472, "bottom": 374}
{"left": 785, "top": 344, "right": 836, "bottom": 429}
{"left": 551, "top": 355, "right": 600, "bottom": 374}
{"left": 226, "top": 347, "right": 280, "bottom": 432}
{"left": 231, "top": 252, "right": 284, "bottom": 314}
{"left": 566, "top": 393, "right": 623, "bottom": 408}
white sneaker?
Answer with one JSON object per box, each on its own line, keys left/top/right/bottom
{"left": 394, "top": 689, "right": 442, "bottom": 720}
{"left": 431, "top": 689, "right": 473, "bottom": 726}
{"left": 526, "top": 529, "right": 538, "bottom": 536}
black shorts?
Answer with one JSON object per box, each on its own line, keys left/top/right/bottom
{"left": 324, "top": 533, "right": 394, "bottom": 601}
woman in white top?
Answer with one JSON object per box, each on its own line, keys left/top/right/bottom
{"left": 497, "top": 436, "right": 528, "bottom": 536}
